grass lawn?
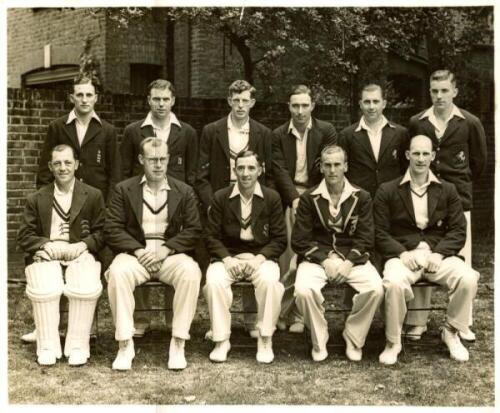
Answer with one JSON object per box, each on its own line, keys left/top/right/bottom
{"left": 7, "top": 244, "right": 494, "bottom": 406}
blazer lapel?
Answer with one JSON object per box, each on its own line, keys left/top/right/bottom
{"left": 427, "top": 183, "right": 443, "bottom": 225}
{"left": 80, "top": 119, "right": 101, "bottom": 147}
{"left": 420, "top": 118, "right": 438, "bottom": 142}
{"left": 306, "top": 126, "right": 319, "bottom": 173}
{"left": 216, "top": 118, "right": 230, "bottom": 161}
{"left": 228, "top": 194, "right": 241, "bottom": 222}
{"left": 398, "top": 183, "right": 416, "bottom": 225}
{"left": 378, "top": 125, "right": 394, "bottom": 161}
{"left": 341, "top": 192, "right": 359, "bottom": 232}
{"left": 440, "top": 116, "right": 462, "bottom": 143}
{"left": 141, "top": 124, "right": 155, "bottom": 140}
{"left": 284, "top": 132, "right": 297, "bottom": 174}
{"left": 126, "top": 179, "right": 144, "bottom": 226}
{"left": 167, "top": 188, "right": 181, "bottom": 223}
{"left": 69, "top": 181, "right": 88, "bottom": 226}
{"left": 166, "top": 124, "right": 181, "bottom": 148}
{"left": 38, "top": 184, "right": 55, "bottom": 237}
{"left": 62, "top": 118, "right": 80, "bottom": 149}
{"left": 312, "top": 195, "right": 331, "bottom": 231}
{"left": 355, "top": 127, "right": 377, "bottom": 163}
{"left": 248, "top": 118, "right": 261, "bottom": 152}
{"left": 251, "top": 195, "right": 265, "bottom": 224}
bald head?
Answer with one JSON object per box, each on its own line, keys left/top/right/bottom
{"left": 406, "top": 135, "right": 435, "bottom": 177}
{"left": 409, "top": 135, "right": 433, "bottom": 151}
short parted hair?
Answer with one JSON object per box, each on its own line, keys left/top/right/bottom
{"left": 235, "top": 150, "right": 262, "bottom": 167}
{"left": 320, "top": 145, "right": 348, "bottom": 163}
{"left": 50, "top": 144, "right": 78, "bottom": 161}
{"left": 289, "top": 84, "right": 314, "bottom": 102}
{"left": 147, "top": 79, "right": 176, "bottom": 97}
{"left": 228, "top": 80, "right": 256, "bottom": 99}
{"left": 139, "top": 137, "right": 168, "bottom": 156}
{"left": 430, "top": 70, "right": 456, "bottom": 87}
{"left": 72, "top": 74, "right": 99, "bottom": 94}
{"left": 359, "top": 83, "right": 385, "bottom": 100}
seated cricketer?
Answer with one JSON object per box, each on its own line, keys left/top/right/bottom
{"left": 104, "top": 137, "right": 202, "bottom": 371}
{"left": 375, "top": 135, "right": 479, "bottom": 365}
{"left": 17, "top": 144, "right": 104, "bottom": 366}
{"left": 203, "top": 150, "right": 286, "bottom": 364}
{"left": 292, "top": 145, "right": 383, "bottom": 362}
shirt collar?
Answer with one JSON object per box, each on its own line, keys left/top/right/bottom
{"left": 311, "top": 177, "right": 359, "bottom": 206}
{"left": 141, "top": 111, "right": 182, "bottom": 129}
{"left": 288, "top": 118, "right": 313, "bottom": 136}
{"left": 66, "top": 109, "right": 101, "bottom": 125}
{"left": 355, "top": 115, "right": 392, "bottom": 132}
{"left": 227, "top": 114, "right": 250, "bottom": 132}
{"left": 54, "top": 178, "right": 76, "bottom": 195}
{"left": 400, "top": 168, "right": 441, "bottom": 187}
{"left": 229, "top": 181, "right": 264, "bottom": 199}
{"left": 419, "top": 104, "right": 465, "bottom": 121}
{"left": 140, "top": 175, "right": 171, "bottom": 191}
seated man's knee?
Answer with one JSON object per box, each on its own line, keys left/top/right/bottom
{"left": 256, "top": 261, "right": 280, "bottom": 283}
{"left": 205, "top": 262, "right": 227, "bottom": 285}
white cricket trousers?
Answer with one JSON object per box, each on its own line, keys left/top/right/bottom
{"left": 106, "top": 253, "right": 201, "bottom": 341}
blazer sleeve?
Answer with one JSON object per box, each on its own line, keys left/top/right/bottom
{"left": 36, "top": 122, "right": 57, "bottom": 188}
{"left": 105, "top": 124, "right": 122, "bottom": 203}
{"left": 16, "top": 195, "right": 50, "bottom": 254}
{"left": 291, "top": 193, "right": 330, "bottom": 264}
{"left": 164, "top": 187, "right": 202, "bottom": 253}
{"left": 81, "top": 191, "right": 106, "bottom": 254}
{"left": 398, "top": 127, "right": 410, "bottom": 174}
{"left": 120, "top": 125, "right": 135, "bottom": 180}
{"left": 373, "top": 184, "right": 408, "bottom": 259}
{"left": 322, "top": 121, "right": 337, "bottom": 147}
{"left": 104, "top": 185, "right": 144, "bottom": 254}
{"left": 205, "top": 192, "right": 231, "bottom": 259}
{"left": 257, "top": 193, "right": 287, "bottom": 259}
{"left": 345, "top": 191, "right": 373, "bottom": 264}
{"left": 468, "top": 115, "right": 488, "bottom": 179}
{"left": 272, "top": 131, "right": 299, "bottom": 207}
{"left": 184, "top": 126, "right": 199, "bottom": 188}
{"left": 433, "top": 184, "right": 467, "bottom": 256}
{"left": 195, "top": 125, "right": 214, "bottom": 210}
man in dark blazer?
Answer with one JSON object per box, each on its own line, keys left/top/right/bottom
{"left": 338, "top": 83, "right": 408, "bottom": 199}
{"left": 406, "top": 70, "right": 487, "bottom": 341}
{"left": 375, "top": 135, "right": 479, "bottom": 365}
{"left": 36, "top": 75, "right": 121, "bottom": 203}
{"left": 203, "top": 150, "right": 286, "bottom": 364}
{"left": 272, "top": 84, "right": 337, "bottom": 333}
{"left": 195, "top": 79, "right": 274, "bottom": 337}
{"left": 292, "top": 145, "right": 383, "bottom": 362}
{"left": 17, "top": 144, "right": 104, "bottom": 366}
{"left": 120, "top": 79, "right": 198, "bottom": 186}
{"left": 105, "top": 137, "right": 202, "bottom": 371}
{"left": 119, "top": 79, "right": 198, "bottom": 338}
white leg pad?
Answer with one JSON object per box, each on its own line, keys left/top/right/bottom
{"left": 25, "top": 261, "right": 64, "bottom": 362}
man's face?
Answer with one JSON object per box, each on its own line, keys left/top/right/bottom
{"left": 234, "top": 155, "right": 262, "bottom": 191}
{"left": 139, "top": 142, "right": 169, "bottom": 183}
{"left": 148, "top": 88, "right": 175, "bottom": 121}
{"left": 406, "top": 136, "right": 435, "bottom": 176}
{"left": 320, "top": 151, "right": 347, "bottom": 187}
{"left": 430, "top": 79, "right": 458, "bottom": 112}
{"left": 359, "top": 88, "right": 386, "bottom": 123}
{"left": 70, "top": 83, "right": 97, "bottom": 117}
{"left": 289, "top": 93, "right": 315, "bottom": 128}
{"left": 48, "top": 147, "right": 79, "bottom": 186}
{"left": 227, "top": 90, "right": 255, "bottom": 122}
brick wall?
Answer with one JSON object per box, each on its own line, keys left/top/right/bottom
{"left": 7, "top": 88, "right": 495, "bottom": 251}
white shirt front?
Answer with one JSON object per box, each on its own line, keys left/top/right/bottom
{"left": 229, "top": 181, "right": 264, "bottom": 241}
{"left": 141, "top": 175, "right": 170, "bottom": 251}
{"left": 66, "top": 110, "right": 102, "bottom": 146}
{"left": 289, "top": 118, "right": 312, "bottom": 185}
{"left": 227, "top": 115, "right": 250, "bottom": 182}
{"left": 419, "top": 104, "right": 465, "bottom": 140}
{"left": 141, "top": 111, "right": 182, "bottom": 143}
{"left": 50, "top": 179, "right": 75, "bottom": 242}
{"left": 355, "top": 116, "right": 392, "bottom": 161}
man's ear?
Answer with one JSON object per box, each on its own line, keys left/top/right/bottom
{"left": 405, "top": 150, "right": 410, "bottom": 161}
{"left": 74, "top": 159, "right": 80, "bottom": 171}
{"left": 138, "top": 154, "right": 145, "bottom": 166}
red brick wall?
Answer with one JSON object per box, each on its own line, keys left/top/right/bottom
{"left": 7, "top": 88, "right": 494, "bottom": 251}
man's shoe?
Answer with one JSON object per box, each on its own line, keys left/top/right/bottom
{"left": 343, "top": 331, "right": 362, "bottom": 362}
{"left": 133, "top": 322, "right": 151, "bottom": 338}
{"left": 37, "top": 348, "right": 57, "bottom": 366}
{"left": 458, "top": 327, "right": 476, "bottom": 342}
{"left": 379, "top": 342, "right": 402, "bottom": 365}
{"left": 168, "top": 337, "right": 187, "bottom": 370}
{"left": 289, "top": 322, "right": 305, "bottom": 334}
{"left": 68, "top": 348, "right": 88, "bottom": 366}
{"left": 112, "top": 339, "right": 135, "bottom": 370}
{"left": 311, "top": 346, "right": 328, "bottom": 362}
{"left": 441, "top": 327, "right": 469, "bottom": 362}
{"left": 256, "top": 336, "right": 274, "bottom": 364}
{"left": 405, "top": 325, "right": 428, "bottom": 341}
{"left": 21, "top": 329, "right": 37, "bottom": 343}
{"left": 209, "top": 340, "right": 231, "bottom": 363}
{"left": 204, "top": 330, "right": 213, "bottom": 340}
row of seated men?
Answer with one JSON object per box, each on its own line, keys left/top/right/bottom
{"left": 18, "top": 135, "right": 479, "bottom": 371}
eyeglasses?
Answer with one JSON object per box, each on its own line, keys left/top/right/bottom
{"left": 144, "top": 157, "right": 169, "bottom": 165}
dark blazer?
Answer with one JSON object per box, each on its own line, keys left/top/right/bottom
{"left": 120, "top": 118, "right": 198, "bottom": 186}
{"left": 272, "top": 118, "right": 337, "bottom": 206}
{"left": 338, "top": 120, "right": 408, "bottom": 198}
{"left": 408, "top": 108, "right": 487, "bottom": 211}
{"left": 104, "top": 175, "right": 201, "bottom": 256}
{"left": 373, "top": 175, "right": 466, "bottom": 262}
{"left": 195, "top": 116, "right": 274, "bottom": 210}
{"left": 17, "top": 180, "right": 105, "bottom": 262}
{"left": 37, "top": 114, "right": 121, "bottom": 202}
{"left": 206, "top": 184, "right": 287, "bottom": 260}
{"left": 291, "top": 181, "right": 374, "bottom": 266}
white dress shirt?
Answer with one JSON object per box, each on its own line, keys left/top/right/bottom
{"left": 66, "top": 110, "right": 102, "bottom": 146}
{"left": 141, "top": 111, "right": 182, "bottom": 143}
{"left": 418, "top": 104, "right": 465, "bottom": 140}
{"left": 141, "top": 175, "right": 170, "bottom": 251}
{"left": 229, "top": 181, "right": 264, "bottom": 241}
{"left": 289, "top": 118, "right": 312, "bottom": 185}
